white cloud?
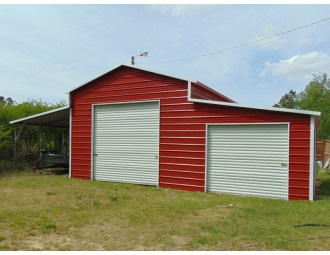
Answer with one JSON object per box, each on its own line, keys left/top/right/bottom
{"left": 252, "top": 24, "right": 287, "bottom": 50}
{"left": 261, "top": 51, "right": 330, "bottom": 81}
{"left": 145, "top": 5, "right": 214, "bottom": 17}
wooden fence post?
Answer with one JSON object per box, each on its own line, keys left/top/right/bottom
{"left": 324, "top": 140, "right": 330, "bottom": 169}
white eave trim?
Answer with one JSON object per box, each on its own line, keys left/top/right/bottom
{"left": 188, "top": 98, "right": 321, "bottom": 116}
{"left": 9, "top": 106, "right": 70, "bottom": 125}
{"left": 66, "top": 64, "right": 320, "bottom": 118}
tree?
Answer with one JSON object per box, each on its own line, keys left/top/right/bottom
{"left": 273, "top": 89, "right": 298, "bottom": 109}
{"left": 0, "top": 96, "right": 14, "bottom": 106}
{"left": 298, "top": 73, "right": 330, "bottom": 109}
{"left": 274, "top": 73, "right": 330, "bottom": 139}
{"left": 0, "top": 124, "right": 11, "bottom": 151}
{"left": 5, "top": 97, "right": 14, "bottom": 105}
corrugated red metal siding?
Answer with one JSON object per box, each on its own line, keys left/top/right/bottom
{"left": 289, "top": 120, "right": 311, "bottom": 200}
{"left": 71, "top": 67, "right": 191, "bottom": 182}
{"left": 191, "top": 82, "right": 235, "bottom": 102}
{"left": 183, "top": 103, "right": 311, "bottom": 200}
{"left": 70, "top": 66, "right": 311, "bottom": 200}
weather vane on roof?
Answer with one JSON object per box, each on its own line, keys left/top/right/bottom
{"left": 131, "top": 51, "right": 148, "bottom": 65}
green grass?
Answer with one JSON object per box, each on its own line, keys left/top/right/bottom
{"left": 0, "top": 170, "right": 330, "bottom": 250}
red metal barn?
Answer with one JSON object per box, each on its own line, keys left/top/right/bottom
{"left": 65, "top": 65, "right": 320, "bottom": 201}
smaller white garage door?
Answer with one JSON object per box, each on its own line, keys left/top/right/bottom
{"left": 93, "top": 101, "right": 159, "bottom": 186}
{"left": 207, "top": 124, "right": 289, "bottom": 200}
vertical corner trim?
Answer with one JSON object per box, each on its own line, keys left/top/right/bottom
{"left": 187, "top": 81, "right": 192, "bottom": 100}
{"left": 69, "top": 107, "right": 72, "bottom": 178}
{"left": 91, "top": 104, "right": 95, "bottom": 181}
{"left": 204, "top": 124, "right": 209, "bottom": 193}
{"left": 309, "top": 116, "right": 315, "bottom": 201}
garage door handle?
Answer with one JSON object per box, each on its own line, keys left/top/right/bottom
{"left": 281, "top": 163, "right": 287, "bottom": 167}
{"left": 94, "top": 154, "right": 98, "bottom": 156}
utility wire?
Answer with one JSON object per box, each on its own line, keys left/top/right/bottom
{"left": 138, "top": 17, "right": 330, "bottom": 65}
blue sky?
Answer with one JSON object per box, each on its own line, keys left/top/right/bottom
{"left": 1, "top": 4, "right": 330, "bottom": 106}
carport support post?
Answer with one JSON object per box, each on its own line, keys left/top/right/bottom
{"left": 14, "top": 125, "right": 17, "bottom": 169}
{"left": 39, "top": 126, "right": 43, "bottom": 151}
{"left": 13, "top": 123, "right": 25, "bottom": 169}
{"left": 38, "top": 126, "right": 44, "bottom": 169}
{"left": 61, "top": 128, "right": 65, "bottom": 154}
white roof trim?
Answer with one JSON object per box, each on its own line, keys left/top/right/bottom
{"left": 124, "top": 64, "right": 198, "bottom": 83}
{"left": 67, "top": 64, "right": 198, "bottom": 94}
{"left": 66, "top": 64, "right": 320, "bottom": 117}
{"left": 10, "top": 106, "right": 70, "bottom": 125}
{"left": 188, "top": 98, "right": 321, "bottom": 116}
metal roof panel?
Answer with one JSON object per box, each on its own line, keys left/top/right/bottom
{"left": 10, "top": 106, "right": 70, "bottom": 127}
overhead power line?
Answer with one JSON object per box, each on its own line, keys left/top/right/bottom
{"left": 138, "top": 17, "right": 330, "bottom": 65}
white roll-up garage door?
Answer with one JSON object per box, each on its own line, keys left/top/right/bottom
{"left": 93, "top": 101, "right": 159, "bottom": 186}
{"left": 207, "top": 124, "right": 289, "bottom": 200}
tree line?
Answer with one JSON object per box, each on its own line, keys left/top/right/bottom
{"left": 274, "top": 73, "right": 330, "bottom": 139}
{"left": 0, "top": 98, "right": 67, "bottom": 171}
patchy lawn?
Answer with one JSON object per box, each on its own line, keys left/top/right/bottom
{"left": 0, "top": 170, "right": 330, "bottom": 251}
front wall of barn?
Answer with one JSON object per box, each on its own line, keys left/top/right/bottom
{"left": 70, "top": 66, "right": 314, "bottom": 201}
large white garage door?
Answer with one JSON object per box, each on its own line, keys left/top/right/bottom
{"left": 93, "top": 101, "right": 159, "bottom": 186}
{"left": 207, "top": 124, "right": 289, "bottom": 200}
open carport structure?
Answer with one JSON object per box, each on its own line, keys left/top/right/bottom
{"left": 10, "top": 106, "right": 70, "bottom": 168}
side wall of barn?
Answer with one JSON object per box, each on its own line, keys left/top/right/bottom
{"left": 161, "top": 102, "right": 311, "bottom": 200}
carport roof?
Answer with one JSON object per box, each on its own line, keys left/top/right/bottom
{"left": 10, "top": 106, "right": 70, "bottom": 128}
